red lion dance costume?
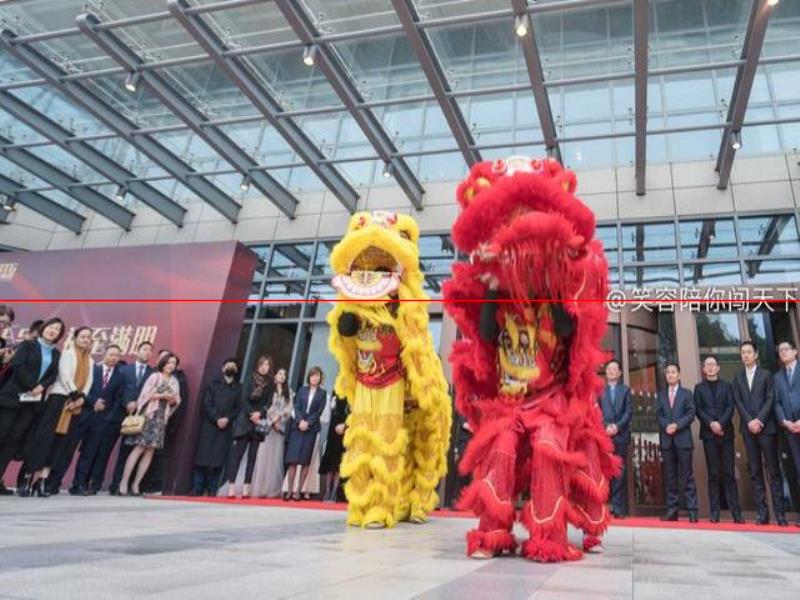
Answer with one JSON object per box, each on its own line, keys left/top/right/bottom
{"left": 443, "top": 156, "right": 620, "bottom": 562}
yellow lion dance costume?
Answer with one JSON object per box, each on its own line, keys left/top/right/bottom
{"left": 327, "top": 210, "right": 452, "bottom": 529}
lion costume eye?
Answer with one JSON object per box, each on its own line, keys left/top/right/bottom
{"left": 462, "top": 176, "right": 492, "bottom": 205}
{"left": 398, "top": 230, "right": 411, "bottom": 240}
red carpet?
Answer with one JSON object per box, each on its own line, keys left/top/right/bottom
{"left": 150, "top": 496, "right": 798, "bottom": 534}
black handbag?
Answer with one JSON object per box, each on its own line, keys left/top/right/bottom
{"left": 254, "top": 419, "right": 269, "bottom": 437}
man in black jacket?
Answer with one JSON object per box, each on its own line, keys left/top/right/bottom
{"left": 732, "top": 341, "right": 787, "bottom": 526}
{"left": 599, "top": 359, "right": 632, "bottom": 518}
{"left": 657, "top": 363, "right": 698, "bottom": 523}
{"left": 694, "top": 355, "right": 743, "bottom": 523}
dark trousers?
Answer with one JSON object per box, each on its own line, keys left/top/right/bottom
{"left": 192, "top": 466, "right": 222, "bottom": 495}
{"left": 0, "top": 406, "right": 38, "bottom": 481}
{"left": 742, "top": 431, "right": 785, "bottom": 520}
{"left": 610, "top": 440, "right": 628, "bottom": 515}
{"left": 72, "top": 416, "right": 110, "bottom": 491}
{"left": 786, "top": 431, "right": 800, "bottom": 480}
{"left": 226, "top": 436, "right": 260, "bottom": 484}
{"left": 662, "top": 445, "right": 698, "bottom": 513}
{"left": 47, "top": 415, "right": 92, "bottom": 492}
{"left": 702, "top": 436, "right": 741, "bottom": 515}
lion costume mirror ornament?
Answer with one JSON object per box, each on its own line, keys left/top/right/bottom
{"left": 328, "top": 210, "right": 452, "bottom": 529}
{"left": 443, "top": 156, "right": 620, "bottom": 562}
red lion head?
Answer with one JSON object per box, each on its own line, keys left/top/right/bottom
{"left": 444, "top": 157, "right": 610, "bottom": 424}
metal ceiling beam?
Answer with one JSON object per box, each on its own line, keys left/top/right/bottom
{"left": 0, "top": 173, "right": 85, "bottom": 233}
{"left": 716, "top": 0, "right": 774, "bottom": 190}
{"left": 633, "top": 0, "right": 648, "bottom": 196}
{"left": 390, "top": 0, "right": 481, "bottom": 167}
{"left": 274, "top": 0, "right": 425, "bottom": 210}
{"left": 0, "top": 90, "right": 186, "bottom": 226}
{"left": 168, "top": 0, "right": 359, "bottom": 214}
{"left": 0, "top": 29, "right": 241, "bottom": 224}
{"left": 511, "top": 0, "right": 561, "bottom": 163}
{"left": 77, "top": 13, "right": 298, "bottom": 219}
{"left": 0, "top": 132, "right": 133, "bottom": 229}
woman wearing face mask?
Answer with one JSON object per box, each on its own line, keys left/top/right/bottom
{"left": 0, "top": 317, "right": 65, "bottom": 497}
{"left": 191, "top": 358, "right": 242, "bottom": 497}
{"left": 25, "top": 326, "right": 94, "bottom": 497}
{"left": 225, "top": 355, "right": 274, "bottom": 499}
{"left": 250, "top": 367, "right": 294, "bottom": 498}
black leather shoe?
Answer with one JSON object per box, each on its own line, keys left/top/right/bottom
{"left": 109, "top": 487, "right": 119, "bottom": 496}
{"left": 755, "top": 516, "right": 769, "bottom": 525}
{"left": 777, "top": 516, "right": 788, "bottom": 527}
{"left": 689, "top": 513, "right": 698, "bottom": 523}
{"left": 733, "top": 512, "right": 746, "bottom": 524}
{"left": 87, "top": 489, "right": 98, "bottom": 496}
{"left": 709, "top": 512, "right": 720, "bottom": 523}
{"left": 0, "top": 483, "right": 13, "bottom": 496}
{"left": 69, "top": 487, "right": 88, "bottom": 496}
{"left": 33, "top": 480, "right": 50, "bottom": 498}
{"left": 660, "top": 511, "right": 679, "bottom": 522}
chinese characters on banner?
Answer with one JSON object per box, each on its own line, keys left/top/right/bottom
{"left": 606, "top": 286, "right": 799, "bottom": 313}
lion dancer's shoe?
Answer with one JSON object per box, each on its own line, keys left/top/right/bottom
{"left": 520, "top": 418, "right": 583, "bottom": 563}
{"left": 459, "top": 427, "right": 519, "bottom": 559}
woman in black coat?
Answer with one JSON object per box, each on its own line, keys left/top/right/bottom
{"left": 285, "top": 366, "right": 327, "bottom": 501}
{"left": 319, "top": 393, "right": 349, "bottom": 503}
{"left": 0, "top": 318, "right": 65, "bottom": 494}
{"left": 192, "top": 359, "right": 241, "bottom": 496}
{"left": 225, "top": 355, "right": 273, "bottom": 499}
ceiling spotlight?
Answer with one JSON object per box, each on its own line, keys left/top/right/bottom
{"left": 767, "top": 0, "right": 780, "bottom": 7}
{"left": 302, "top": 44, "right": 317, "bottom": 67}
{"left": 514, "top": 14, "right": 529, "bottom": 38}
{"left": 730, "top": 130, "right": 742, "bottom": 150}
{"left": 1, "top": 194, "right": 16, "bottom": 212}
{"left": 382, "top": 161, "right": 394, "bottom": 179}
{"left": 240, "top": 173, "right": 252, "bottom": 191}
{"left": 124, "top": 71, "right": 140, "bottom": 93}
{"left": 115, "top": 184, "right": 128, "bottom": 202}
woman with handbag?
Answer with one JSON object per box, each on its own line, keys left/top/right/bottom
{"left": 0, "top": 317, "right": 64, "bottom": 496}
{"left": 225, "top": 355, "right": 273, "bottom": 499}
{"left": 118, "top": 352, "right": 181, "bottom": 496}
{"left": 25, "top": 326, "right": 93, "bottom": 497}
{"left": 250, "top": 366, "right": 293, "bottom": 498}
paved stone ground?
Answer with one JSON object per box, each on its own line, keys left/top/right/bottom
{"left": 1, "top": 496, "right": 799, "bottom": 599}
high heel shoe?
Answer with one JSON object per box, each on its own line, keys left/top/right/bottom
{"left": 33, "top": 480, "right": 50, "bottom": 498}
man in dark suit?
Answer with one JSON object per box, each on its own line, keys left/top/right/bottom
{"left": 774, "top": 340, "right": 800, "bottom": 527}
{"left": 68, "top": 344, "right": 124, "bottom": 495}
{"left": 108, "top": 341, "right": 154, "bottom": 495}
{"left": 694, "top": 355, "right": 744, "bottom": 524}
{"left": 657, "top": 362, "right": 698, "bottom": 522}
{"left": 732, "top": 340, "right": 787, "bottom": 526}
{"left": 599, "top": 359, "right": 632, "bottom": 518}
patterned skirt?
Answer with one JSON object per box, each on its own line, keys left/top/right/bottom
{"left": 126, "top": 403, "right": 167, "bottom": 449}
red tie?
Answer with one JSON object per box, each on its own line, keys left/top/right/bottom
{"left": 103, "top": 367, "right": 111, "bottom": 388}
{"left": 669, "top": 388, "right": 676, "bottom": 408}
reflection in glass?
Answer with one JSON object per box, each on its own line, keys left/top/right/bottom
{"left": 622, "top": 265, "right": 680, "bottom": 289}
{"left": 694, "top": 312, "right": 743, "bottom": 380}
{"left": 247, "top": 322, "right": 298, "bottom": 377}
{"left": 259, "top": 281, "right": 306, "bottom": 319}
{"left": 738, "top": 214, "right": 800, "bottom": 258}
{"left": 268, "top": 243, "right": 315, "bottom": 279}
{"left": 622, "top": 222, "right": 677, "bottom": 263}
{"left": 679, "top": 218, "right": 737, "bottom": 260}
{"left": 744, "top": 259, "right": 800, "bottom": 284}
{"left": 305, "top": 279, "right": 337, "bottom": 320}
{"left": 683, "top": 262, "right": 743, "bottom": 287}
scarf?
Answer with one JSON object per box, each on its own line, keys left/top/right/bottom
{"left": 73, "top": 346, "right": 91, "bottom": 394}
{"left": 251, "top": 372, "right": 269, "bottom": 400}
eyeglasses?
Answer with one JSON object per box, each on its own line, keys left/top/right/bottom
{"left": 778, "top": 347, "right": 796, "bottom": 353}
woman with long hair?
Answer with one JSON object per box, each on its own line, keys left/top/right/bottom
{"left": 284, "top": 366, "right": 327, "bottom": 501}
{"left": 225, "top": 355, "right": 273, "bottom": 499}
{"left": 118, "top": 353, "right": 181, "bottom": 496}
{"left": 25, "top": 326, "right": 93, "bottom": 497}
{"left": 250, "top": 366, "right": 293, "bottom": 498}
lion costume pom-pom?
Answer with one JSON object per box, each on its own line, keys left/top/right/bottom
{"left": 443, "top": 157, "right": 620, "bottom": 562}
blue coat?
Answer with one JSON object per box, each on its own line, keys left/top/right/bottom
{"left": 775, "top": 364, "right": 800, "bottom": 424}
{"left": 110, "top": 362, "right": 153, "bottom": 423}
{"left": 656, "top": 386, "right": 695, "bottom": 450}
{"left": 599, "top": 382, "right": 632, "bottom": 445}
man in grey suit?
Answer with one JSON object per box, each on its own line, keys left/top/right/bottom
{"left": 599, "top": 359, "right": 632, "bottom": 518}
{"left": 732, "top": 341, "right": 787, "bottom": 526}
{"left": 657, "top": 363, "right": 698, "bottom": 523}
{"left": 775, "top": 340, "right": 800, "bottom": 527}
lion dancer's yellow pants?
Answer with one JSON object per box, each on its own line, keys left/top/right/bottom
{"left": 341, "top": 378, "right": 407, "bottom": 528}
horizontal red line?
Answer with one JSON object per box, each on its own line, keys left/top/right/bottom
{"left": 0, "top": 298, "right": 798, "bottom": 304}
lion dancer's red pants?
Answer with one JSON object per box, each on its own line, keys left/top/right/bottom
{"left": 459, "top": 393, "right": 612, "bottom": 562}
